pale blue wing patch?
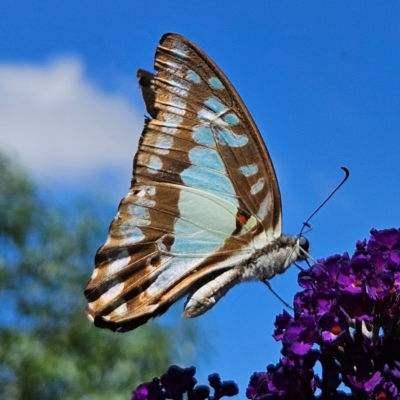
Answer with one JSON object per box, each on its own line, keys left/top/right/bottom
{"left": 223, "top": 113, "right": 239, "bottom": 126}
{"left": 128, "top": 204, "right": 150, "bottom": 218}
{"left": 146, "top": 187, "right": 247, "bottom": 296}
{"left": 170, "top": 188, "right": 237, "bottom": 255}
{"left": 192, "top": 126, "right": 215, "bottom": 146}
{"left": 105, "top": 188, "right": 157, "bottom": 247}
{"left": 171, "top": 220, "right": 230, "bottom": 254}
{"left": 214, "top": 126, "right": 248, "bottom": 147}
{"left": 146, "top": 257, "right": 204, "bottom": 296}
{"left": 205, "top": 97, "right": 226, "bottom": 114}
{"left": 193, "top": 97, "right": 248, "bottom": 147}
{"left": 240, "top": 164, "right": 258, "bottom": 177}
{"left": 188, "top": 147, "right": 226, "bottom": 172}
{"left": 250, "top": 178, "right": 265, "bottom": 195}
{"left": 186, "top": 70, "right": 201, "bottom": 83}
{"left": 208, "top": 77, "right": 224, "bottom": 89}
{"left": 119, "top": 226, "right": 146, "bottom": 246}
{"left": 180, "top": 167, "right": 237, "bottom": 204}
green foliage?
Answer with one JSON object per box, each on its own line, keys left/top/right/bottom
{"left": 0, "top": 152, "right": 197, "bottom": 400}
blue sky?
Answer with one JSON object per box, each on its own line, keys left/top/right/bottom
{"left": 2, "top": 0, "right": 400, "bottom": 394}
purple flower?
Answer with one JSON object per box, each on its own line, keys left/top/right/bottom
{"left": 132, "top": 228, "right": 400, "bottom": 400}
{"left": 208, "top": 373, "right": 238, "bottom": 399}
{"left": 132, "top": 366, "right": 237, "bottom": 400}
{"left": 160, "top": 365, "right": 196, "bottom": 400}
{"left": 273, "top": 309, "right": 293, "bottom": 341}
{"left": 319, "top": 312, "right": 347, "bottom": 344}
{"left": 247, "top": 228, "right": 400, "bottom": 399}
{"left": 132, "top": 378, "right": 164, "bottom": 400}
{"left": 245, "top": 372, "right": 268, "bottom": 399}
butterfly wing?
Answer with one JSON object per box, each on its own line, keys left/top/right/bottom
{"left": 84, "top": 33, "right": 282, "bottom": 331}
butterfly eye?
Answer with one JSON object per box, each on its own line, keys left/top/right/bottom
{"left": 298, "top": 236, "right": 310, "bottom": 254}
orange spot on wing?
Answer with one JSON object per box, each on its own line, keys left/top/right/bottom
{"left": 238, "top": 215, "right": 247, "bottom": 224}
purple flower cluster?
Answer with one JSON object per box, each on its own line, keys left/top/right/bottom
{"left": 246, "top": 228, "right": 400, "bottom": 399}
{"left": 132, "top": 365, "right": 238, "bottom": 400}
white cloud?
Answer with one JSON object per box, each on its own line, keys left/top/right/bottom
{"left": 0, "top": 57, "right": 143, "bottom": 191}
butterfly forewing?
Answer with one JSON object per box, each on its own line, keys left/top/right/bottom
{"left": 153, "top": 34, "right": 282, "bottom": 234}
{"left": 84, "top": 33, "right": 284, "bottom": 331}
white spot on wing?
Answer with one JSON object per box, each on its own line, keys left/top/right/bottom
{"left": 128, "top": 204, "right": 150, "bottom": 218}
{"left": 119, "top": 226, "right": 146, "bottom": 245}
{"left": 147, "top": 257, "right": 201, "bottom": 296}
{"left": 257, "top": 193, "right": 271, "bottom": 220}
{"left": 137, "top": 185, "right": 156, "bottom": 197}
{"left": 113, "top": 302, "right": 128, "bottom": 317}
{"left": 124, "top": 214, "right": 150, "bottom": 227}
{"left": 107, "top": 250, "right": 130, "bottom": 276}
{"left": 165, "top": 94, "right": 187, "bottom": 115}
{"left": 154, "top": 114, "right": 183, "bottom": 135}
{"left": 147, "top": 155, "right": 163, "bottom": 173}
{"left": 164, "top": 59, "right": 182, "bottom": 72}
{"left": 163, "top": 82, "right": 189, "bottom": 98}
{"left": 251, "top": 178, "right": 265, "bottom": 194}
{"left": 170, "top": 40, "right": 189, "bottom": 58}
{"left": 136, "top": 197, "right": 156, "bottom": 208}
{"left": 155, "top": 135, "right": 174, "bottom": 155}
{"left": 198, "top": 109, "right": 217, "bottom": 123}
{"left": 162, "top": 113, "right": 183, "bottom": 126}
{"left": 86, "top": 313, "right": 94, "bottom": 322}
{"left": 91, "top": 268, "right": 98, "bottom": 279}
{"left": 92, "top": 281, "right": 124, "bottom": 306}
{"left": 252, "top": 230, "right": 269, "bottom": 250}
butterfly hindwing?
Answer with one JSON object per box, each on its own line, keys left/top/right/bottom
{"left": 84, "top": 33, "right": 284, "bottom": 331}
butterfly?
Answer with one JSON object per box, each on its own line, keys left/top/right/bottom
{"left": 84, "top": 33, "right": 309, "bottom": 332}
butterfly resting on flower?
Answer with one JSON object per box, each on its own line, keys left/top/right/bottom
{"left": 84, "top": 33, "right": 310, "bottom": 332}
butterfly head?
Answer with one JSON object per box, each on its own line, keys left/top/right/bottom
{"left": 297, "top": 235, "right": 310, "bottom": 261}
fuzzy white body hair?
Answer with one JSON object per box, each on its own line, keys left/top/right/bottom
{"left": 183, "top": 235, "right": 306, "bottom": 318}
{"left": 242, "top": 234, "right": 303, "bottom": 281}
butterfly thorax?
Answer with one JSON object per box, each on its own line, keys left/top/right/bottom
{"left": 242, "top": 234, "right": 307, "bottom": 282}
{"left": 182, "top": 234, "right": 309, "bottom": 318}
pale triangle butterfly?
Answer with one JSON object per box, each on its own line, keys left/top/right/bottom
{"left": 84, "top": 33, "right": 309, "bottom": 332}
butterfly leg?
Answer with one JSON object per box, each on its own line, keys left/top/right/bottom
{"left": 183, "top": 268, "right": 243, "bottom": 318}
{"left": 262, "top": 280, "right": 293, "bottom": 310}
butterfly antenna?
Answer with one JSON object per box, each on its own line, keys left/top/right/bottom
{"left": 299, "top": 167, "right": 350, "bottom": 236}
